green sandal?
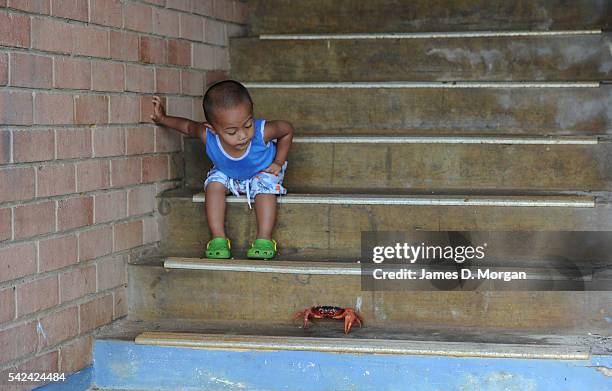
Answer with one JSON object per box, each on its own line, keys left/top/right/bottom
{"left": 247, "top": 239, "right": 277, "bottom": 260}
{"left": 205, "top": 237, "right": 231, "bottom": 259}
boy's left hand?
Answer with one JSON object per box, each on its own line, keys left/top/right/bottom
{"left": 262, "top": 162, "right": 282, "bottom": 175}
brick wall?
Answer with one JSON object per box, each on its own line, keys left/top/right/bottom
{"left": 0, "top": 0, "right": 246, "bottom": 383}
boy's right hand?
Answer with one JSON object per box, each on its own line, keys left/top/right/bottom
{"left": 151, "top": 96, "right": 166, "bottom": 123}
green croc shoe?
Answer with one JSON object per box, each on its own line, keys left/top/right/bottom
{"left": 205, "top": 237, "right": 231, "bottom": 259}
{"left": 247, "top": 239, "right": 277, "bottom": 260}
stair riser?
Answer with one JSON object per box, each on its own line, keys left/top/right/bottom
{"left": 248, "top": 0, "right": 611, "bottom": 34}
{"left": 128, "top": 265, "right": 610, "bottom": 332}
{"left": 231, "top": 34, "right": 612, "bottom": 82}
{"left": 248, "top": 86, "right": 612, "bottom": 133}
{"left": 158, "top": 197, "right": 612, "bottom": 261}
{"left": 184, "top": 138, "right": 612, "bottom": 191}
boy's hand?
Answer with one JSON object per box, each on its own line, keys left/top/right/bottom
{"left": 150, "top": 96, "right": 166, "bottom": 123}
{"left": 262, "top": 161, "right": 283, "bottom": 175}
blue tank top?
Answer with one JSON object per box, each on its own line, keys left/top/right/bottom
{"left": 205, "top": 119, "right": 276, "bottom": 180}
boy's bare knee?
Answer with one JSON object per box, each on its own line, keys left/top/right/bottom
{"left": 206, "top": 182, "right": 229, "bottom": 194}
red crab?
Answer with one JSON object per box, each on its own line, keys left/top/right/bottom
{"left": 294, "top": 306, "right": 363, "bottom": 334}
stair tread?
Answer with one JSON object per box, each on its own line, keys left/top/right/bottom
{"left": 96, "top": 318, "right": 611, "bottom": 358}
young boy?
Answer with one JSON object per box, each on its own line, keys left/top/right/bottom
{"left": 151, "top": 80, "right": 294, "bottom": 260}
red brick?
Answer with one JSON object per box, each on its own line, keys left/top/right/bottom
{"left": 153, "top": 8, "right": 179, "bottom": 37}
{"left": 0, "top": 167, "right": 35, "bottom": 203}
{"left": 143, "top": 214, "right": 159, "bottom": 244}
{"left": 0, "top": 243, "right": 36, "bottom": 283}
{"left": 0, "top": 208, "right": 11, "bottom": 242}
{"left": 54, "top": 57, "right": 91, "bottom": 90}
{"left": 114, "top": 219, "right": 143, "bottom": 251}
{"left": 97, "top": 254, "right": 126, "bottom": 291}
{"left": 125, "top": 64, "right": 155, "bottom": 93}
{"left": 92, "top": 61, "right": 124, "bottom": 92}
{"left": 206, "top": 18, "right": 227, "bottom": 46}
{"left": 14, "top": 201, "right": 55, "bottom": 239}
{"left": 93, "top": 190, "right": 127, "bottom": 223}
{"left": 79, "top": 225, "right": 112, "bottom": 261}
{"left": 143, "top": 155, "right": 168, "bottom": 182}
{"left": 0, "top": 90, "right": 33, "bottom": 125}
{"left": 75, "top": 95, "right": 109, "bottom": 125}
{"left": 126, "top": 127, "right": 155, "bottom": 155}
{"left": 93, "top": 127, "right": 125, "bottom": 157}
{"left": 213, "top": 46, "right": 229, "bottom": 69}
{"left": 35, "top": 92, "right": 74, "bottom": 125}
{"left": 13, "top": 129, "right": 54, "bottom": 163}
{"left": 51, "top": 0, "right": 88, "bottom": 22}
{"left": 123, "top": 2, "right": 152, "bottom": 33}
{"left": 111, "top": 158, "right": 142, "bottom": 187}
{"left": 16, "top": 275, "right": 59, "bottom": 316}
{"left": 57, "top": 196, "right": 93, "bottom": 231}
{"left": 169, "top": 152, "right": 184, "bottom": 179}
{"left": 39, "top": 234, "right": 78, "bottom": 272}
{"left": 113, "top": 286, "right": 127, "bottom": 319}
{"left": 10, "top": 52, "right": 51, "bottom": 88}
{"left": 205, "top": 70, "right": 229, "bottom": 87}
{"left": 139, "top": 36, "right": 167, "bottom": 65}
{"left": 72, "top": 25, "right": 110, "bottom": 58}
{"left": 213, "top": 0, "right": 233, "bottom": 21}
{"left": 38, "top": 306, "right": 79, "bottom": 348}
{"left": 193, "top": 0, "right": 213, "bottom": 16}
{"left": 181, "top": 69, "right": 204, "bottom": 96}
{"left": 155, "top": 68, "right": 180, "bottom": 94}
{"left": 110, "top": 31, "right": 138, "bottom": 62}
{"left": 167, "top": 0, "right": 191, "bottom": 12}
{"left": 32, "top": 17, "right": 72, "bottom": 53}
{"left": 167, "top": 39, "right": 191, "bottom": 66}
{"left": 128, "top": 185, "right": 155, "bottom": 216}
{"left": 0, "top": 287, "right": 15, "bottom": 324}
{"left": 56, "top": 128, "right": 92, "bottom": 159}
{"left": 90, "top": 0, "right": 122, "bottom": 27}
{"left": 180, "top": 13, "right": 203, "bottom": 41}
{"left": 192, "top": 43, "right": 215, "bottom": 70}
{"left": 8, "top": 0, "right": 51, "bottom": 14}
{"left": 76, "top": 160, "right": 111, "bottom": 192}
{"left": 79, "top": 293, "right": 113, "bottom": 333}
{"left": 167, "top": 96, "right": 193, "bottom": 118}
{"left": 59, "top": 265, "right": 96, "bottom": 303}
{"left": 156, "top": 126, "right": 182, "bottom": 152}
{"left": 0, "top": 322, "right": 37, "bottom": 365}
{"left": 140, "top": 95, "right": 156, "bottom": 123}
{"left": 109, "top": 95, "right": 140, "bottom": 124}
{"left": 59, "top": 335, "right": 92, "bottom": 373}
{"left": 0, "top": 53, "right": 6, "bottom": 86}
{"left": 0, "top": 130, "right": 8, "bottom": 164}
{"left": 193, "top": 97, "right": 205, "bottom": 121}
{"left": 0, "top": 11, "right": 30, "bottom": 48}
{"left": 37, "top": 163, "right": 76, "bottom": 197}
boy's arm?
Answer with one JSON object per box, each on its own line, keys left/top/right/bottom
{"left": 262, "top": 120, "right": 294, "bottom": 174}
{"left": 151, "top": 96, "right": 206, "bottom": 141}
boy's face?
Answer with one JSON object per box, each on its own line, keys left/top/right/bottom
{"left": 207, "top": 101, "right": 254, "bottom": 152}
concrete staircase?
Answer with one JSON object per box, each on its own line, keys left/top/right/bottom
{"left": 89, "top": 1, "right": 612, "bottom": 389}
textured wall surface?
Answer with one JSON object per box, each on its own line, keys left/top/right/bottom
{"left": 0, "top": 0, "right": 247, "bottom": 382}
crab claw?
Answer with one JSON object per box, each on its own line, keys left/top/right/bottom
{"left": 293, "top": 307, "right": 313, "bottom": 329}
{"left": 341, "top": 308, "right": 362, "bottom": 334}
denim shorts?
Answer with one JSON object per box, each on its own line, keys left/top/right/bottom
{"left": 204, "top": 161, "right": 288, "bottom": 209}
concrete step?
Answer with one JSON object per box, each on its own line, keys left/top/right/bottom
{"left": 246, "top": 83, "right": 612, "bottom": 134}
{"left": 128, "top": 260, "right": 610, "bottom": 332}
{"left": 183, "top": 136, "right": 612, "bottom": 192}
{"left": 156, "top": 188, "right": 612, "bottom": 261}
{"left": 230, "top": 33, "right": 611, "bottom": 82}
{"left": 247, "top": 0, "right": 611, "bottom": 34}
{"left": 92, "top": 319, "right": 612, "bottom": 390}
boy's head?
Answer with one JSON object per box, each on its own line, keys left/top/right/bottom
{"left": 202, "top": 80, "right": 255, "bottom": 151}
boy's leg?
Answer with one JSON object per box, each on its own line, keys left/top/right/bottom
{"left": 205, "top": 181, "right": 230, "bottom": 238}
{"left": 254, "top": 194, "right": 277, "bottom": 240}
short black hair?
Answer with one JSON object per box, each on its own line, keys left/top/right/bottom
{"left": 202, "top": 80, "right": 253, "bottom": 125}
